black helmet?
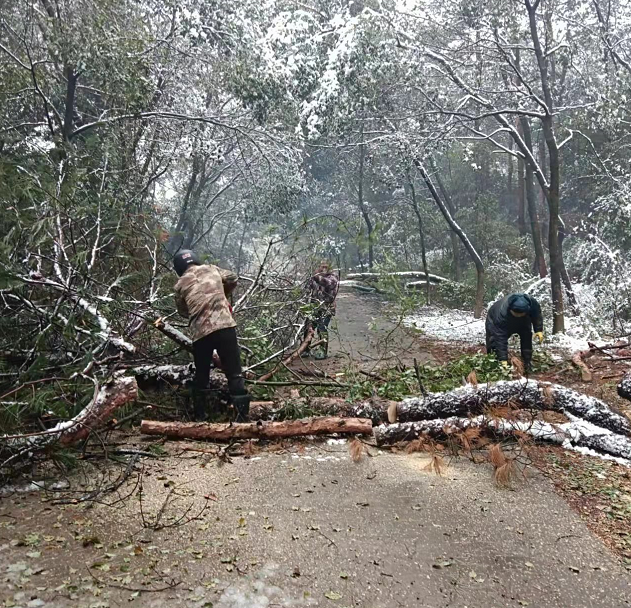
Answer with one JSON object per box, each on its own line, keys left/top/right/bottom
{"left": 173, "top": 249, "right": 201, "bottom": 276}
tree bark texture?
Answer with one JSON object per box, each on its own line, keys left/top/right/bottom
{"left": 140, "top": 416, "right": 373, "bottom": 440}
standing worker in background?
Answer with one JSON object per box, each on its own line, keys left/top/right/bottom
{"left": 173, "top": 250, "right": 251, "bottom": 422}
{"left": 485, "top": 293, "right": 544, "bottom": 372}
{"left": 306, "top": 260, "right": 339, "bottom": 360}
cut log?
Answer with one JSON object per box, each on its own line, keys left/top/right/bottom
{"left": 618, "top": 372, "right": 631, "bottom": 402}
{"left": 139, "top": 416, "right": 372, "bottom": 440}
{"left": 346, "top": 271, "right": 448, "bottom": 284}
{"left": 373, "top": 414, "right": 631, "bottom": 463}
{"left": 394, "top": 379, "right": 631, "bottom": 436}
{"left": 1, "top": 376, "right": 138, "bottom": 456}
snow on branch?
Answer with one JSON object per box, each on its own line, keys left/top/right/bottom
{"left": 1, "top": 376, "right": 138, "bottom": 470}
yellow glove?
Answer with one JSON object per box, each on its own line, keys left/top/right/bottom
{"left": 534, "top": 332, "right": 544, "bottom": 344}
{"left": 501, "top": 360, "right": 510, "bottom": 369}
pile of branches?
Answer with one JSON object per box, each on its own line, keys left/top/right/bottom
{"left": 0, "top": 226, "right": 314, "bottom": 478}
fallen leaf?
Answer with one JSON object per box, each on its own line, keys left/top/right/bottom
{"left": 411, "top": 504, "right": 422, "bottom": 511}
{"left": 569, "top": 566, "right": 580, "bottom": 573}
{"left": 26, "top": 552, "right": 41, "bottom": 559}
{"left": 432, "top": 560, "right": 453, "bottom": 569}
{"left": 325, "top": 591, "right": 342, "bottom": 600}
{"left": 525, "top": 562, "right": 534, "bottom": 569}
{"left": 356, "top": 502, "right": 369, "bottom": 507}
{"left": 339, "top": 572, "right": 349, "bottom": 579}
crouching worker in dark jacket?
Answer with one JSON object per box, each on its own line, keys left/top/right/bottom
{"left": 486, "top": 293, "right": 544, "bottom": 372}
{"left": 173, "top": 250, "right": 251, "bottom": 422}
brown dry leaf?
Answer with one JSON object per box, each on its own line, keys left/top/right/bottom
{"left": 466, "top": 370, "right": 478, "bottom": 387}
{"left": 423, "top": 454, "right": 445, "bottom": 476}
{"left": 387, "top": 402, "right": 398, "bottom": 424}
{"left": 488, "top": 443, "right": 507, "bottom": 469}
{"left": 243, "top": 440, "right": 259, "bottom": 457}
{"left": 349, "top": 438, "right": 365, "bottom": 463}
{"left": 542, "top": 386, "right": 555, "bottom": 406}
{"left": 289, "top": 389, "right": 301, "bottom": 400}
{"left": 510, "top": 355, "right": 525, "bottom": 377}
{"left": 494, "top": 460, "right": 517, "bottom": 487}
{"left": 405, "top": 438, "right": 428, "bottom": 454}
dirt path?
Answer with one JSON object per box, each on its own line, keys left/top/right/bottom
{"left": 2, "top": 291, "right": 631, "bottom": 607}
{"left": 294, "top": 286, "right": 434, "bottom": 375}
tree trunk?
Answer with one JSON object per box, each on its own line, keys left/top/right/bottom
{"left": 414, "top": 157, "right": 485, "bottom": 318}
{"left": 407, "top": 172, "right": 430, "bottom": 303}
{"left": 358, "top": 139, "right": 374, "bottom": 270}
{"left": 346, "top": 271, "right": 447, "bottom": 284}
{"left": 139, "top": 417, "right": 373, "bottom": 440}
{"left": 516, "top": 121, "right": 527, "bottom": 236}
{"left": 236, "top": 221, "right": 247, "bottom": 275}
{"left": 526, "top": 0, "right": 565, "bottom": 333}
{"left": 558, "top": 217, "right": 580, "bottom": 314}
{"left": 431, "top": 159, "right": 462, "bottom": 281}
{"left": 519, "top": 118, "right": 548, "bottom": 278}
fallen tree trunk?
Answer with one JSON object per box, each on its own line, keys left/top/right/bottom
{"left": 618, "top": 372, "right": 631, "bottom": 402}
{"left": 373, "top": 414, "right": 631, "bottom": 464}
{"left": 338, "top": 280, "right": 377, "bottom": 293}
{"left": 139, "top": 416, "right": 372, "bottom": 440}
{"left": 346, "top": 271, "right": 448, "bottom": 284}
{"left": 1, "top": 376, "right": 138, "bottom": 463}
{"left": 394, "top": 379, "right": 631, "bottom": 435}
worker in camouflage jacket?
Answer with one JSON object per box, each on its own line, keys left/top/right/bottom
{"left": 305, "top": 261, "right": 339, "bottom": 360}
{"left": 485, "top": 293, "right": 544, "bottom": 371}
{"left": 173, "top": 250, "right": 251, "bottom": 422}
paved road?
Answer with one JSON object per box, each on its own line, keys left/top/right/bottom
{"left": 1, "top": 443, "right": 630, "bottom": 608}
{"left": 2, "top": 290, "right": 630, "bottom": 607}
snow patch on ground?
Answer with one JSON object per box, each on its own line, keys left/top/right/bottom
{"left": 404, "top": 307, "right": 486, "bottom": 345}
{"left": 404, "top": 305, "right": 613, "bottom": 355}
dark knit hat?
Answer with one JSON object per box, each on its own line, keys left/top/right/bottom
{"left": 509, "top": 294, "right": 531, "bottom": 314}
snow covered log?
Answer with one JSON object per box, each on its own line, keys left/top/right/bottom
{"left": 139, "top": 416, "right": 372, "bottom": 440}
{"left": 131, "top": 364, "right": 226, "bottom": 391}
{"left": 618, "top": 372, "right": 631, "bottom": 402}
{"left": 373, "top": 414, "right": 631, "bottom": 464}
{"left": 1, "top": 377, "right": 138, "bottom": 457}
{"left": 394, "top": 379, "right": 631, "bottom": 436}
{"left": 249, "top": 397, "right": 392, "bottom": 423}
{"left": 346, "top": 271, "right": 448, "bottom": 284}
{"left": 338, "top": 280, "right": 377, "bottom": 293}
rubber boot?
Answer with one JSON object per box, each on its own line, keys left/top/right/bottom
{"left": 232, "top": 394, "right": 251, "bottom": 422}
{"left": 192, "top": 389, "right": 209, "bottom": 422}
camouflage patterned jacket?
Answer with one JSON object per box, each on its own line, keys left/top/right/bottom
{"left": 307, "top": 272, "right": 339, "bottom": 314}
{"left": 174, "top": 264, "right": 238, "bottom": 342}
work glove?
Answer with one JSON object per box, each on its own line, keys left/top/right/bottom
{"left": 534, "top": 332, "right": 544, "bottom": 344}
{"left": 500, "top": 360, "right": 510, "bottom": 370}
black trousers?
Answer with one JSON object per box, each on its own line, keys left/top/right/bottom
{"left": 485, "top": 328, "right": 533, "bottom": 364}
{"left": 193, "top": 327, "right": 246, "bottom": 396}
